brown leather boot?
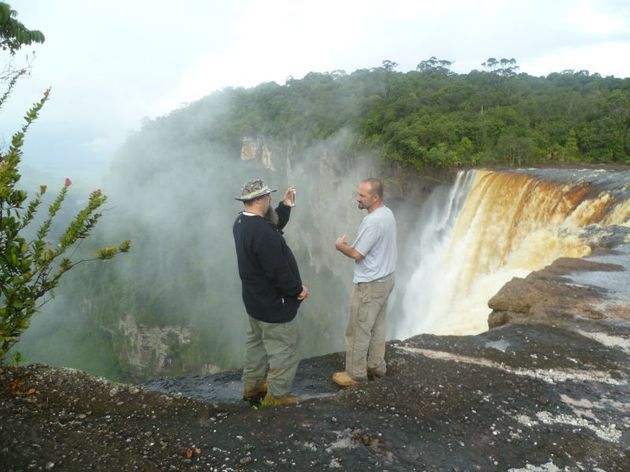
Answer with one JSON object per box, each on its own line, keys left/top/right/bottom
{"left": 243, "top": 380, "right": 268, "bottom": 402}
{"left": 262, "top": 391, "right": 299, "bottom": 406}
{"left": 332, "top": 371, "right": 360, "bottom": 387}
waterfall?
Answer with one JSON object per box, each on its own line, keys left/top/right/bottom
{"left": 391, "top": 171, "right": 475, "bottom": 338}
{"left": 395, "top": 169, "right": 630, "bottom": 338}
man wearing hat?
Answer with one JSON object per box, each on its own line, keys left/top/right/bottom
{"left": 233, "top": 179, "right": 308, "bottom": 406}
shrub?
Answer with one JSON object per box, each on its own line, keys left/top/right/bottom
{"left": 0, "top": 89, "right": 130, "bottom": 363}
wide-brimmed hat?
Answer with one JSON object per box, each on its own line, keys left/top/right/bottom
{"left": 235, "top": 178, "right": 277, "bottom": 201}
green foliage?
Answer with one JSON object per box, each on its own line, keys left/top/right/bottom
{"left": 482, "top": 57, "right": 519, "bottom": 77}
{"left": 0, "top": 2, "right": 44, "bottom": 54}
{"left": 198, "top": 60, "right": 630, "bottom": 169}
{"left": 417, "top": 56, "right": 454, "bottom": 75}
{"left": 0, "top": 91, "right": 131, "bottom": 364}
{"left": 0, "top": 2, "right": 129, "bottom": 365}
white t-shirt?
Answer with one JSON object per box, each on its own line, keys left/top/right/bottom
{"left": 352, "top": 206, "right": 397, "bottom": 283}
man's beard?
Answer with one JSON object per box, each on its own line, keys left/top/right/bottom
{"left": 358, "top": 202, "right": 365, "bottom": 210}
{"left": 264, "top": 205, "right": 279, "bottom": 226}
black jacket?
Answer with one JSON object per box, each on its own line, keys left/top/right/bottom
{"left": 233, "top": 203, "right": 303, "bottom": 323}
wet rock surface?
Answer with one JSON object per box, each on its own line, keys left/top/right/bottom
{"left": 2, "top": 245, "right": 629, "bottom": 470}
{"left": 489, "top": 245, "right": 630, "bottom": 328}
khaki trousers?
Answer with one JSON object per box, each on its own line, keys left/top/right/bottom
{"left": 345, "top": 274, "right": 395, "bottom": 380}
{"left": 242, "top": 316, "right": 299, "bottom": 397}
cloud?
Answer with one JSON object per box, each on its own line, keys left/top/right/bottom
{"left": 567, "top": 0, "right": 629, "bottom": 34}
{"left": 523, "top": 41, "right": 630, "bottom": 77}
{"left": 154, "top": 0, "right": 381, "bottom": 114}
{"left": 5, "top": 0, "right": 630, "bottom": 175}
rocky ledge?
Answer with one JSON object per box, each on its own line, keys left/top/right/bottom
{"left": 489, "top": 244, "right": 630, "bottom": 328}
{"left": 1, "top": 248, "right": 629, "bottom": 471}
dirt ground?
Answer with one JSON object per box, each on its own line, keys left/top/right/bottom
{"left": 1, "top": 319, "right": 628, "bottom": 471}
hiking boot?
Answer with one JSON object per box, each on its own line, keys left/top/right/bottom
{"left": 332, "top": 371, "right": 362, "bottom": 387}
{"left": 262, "top": 391, "right": 299, "bottom": 406}
{"left": 367, "top": 367, "right": 386, "bottom": 380}
{"left": 243, "top": 380, "right": 268, "bottom": 402}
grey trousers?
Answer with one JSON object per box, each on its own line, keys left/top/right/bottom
{"left": 345, "top": 274, "right": 395, "bottom": 380}
{"left": 242, "top": 316, "right": 300, "bottom": 397}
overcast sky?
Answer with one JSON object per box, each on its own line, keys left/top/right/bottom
{"left": 2, "top": 0, "right": 629, "bottom": 180}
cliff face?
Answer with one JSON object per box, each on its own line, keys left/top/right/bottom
{"left": 115, "top": 314, "right": 219, "bottom": 380}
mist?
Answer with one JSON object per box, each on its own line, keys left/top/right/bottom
{"left": 15, "top": 89, "right": 414, "bottom": 381}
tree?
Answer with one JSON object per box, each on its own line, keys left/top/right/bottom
{"left": 498, "top": 58, "right": 519, "bottom": 77}
{"left": 0, "top": 1, "right": 43, "bottom": 110}
{"left": 417, "top": 56, "right": 454, "bottom": 75}
{"left": 482, "top": 57, "right": 519, "bottom": 77}
{"left": 0, "top": 4, "right": 130, "bottom": 363}
{"left": 0, "top": 2, "right": 44, "bottom": 54}
{"left": 482, "top": 57, "right": 498, "bottom": 71}
{"left": 495, "top": 134, "right": 535, "bottom": 166}
{"left": 381, "top": 60, "right": 398, "bottom": 72}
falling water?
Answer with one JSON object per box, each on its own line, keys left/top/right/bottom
{"left": 395, "top": 169, "right": 630, "bottom": 338}
{"left": 391, "top": 171, "right": 475, "bottom": 338}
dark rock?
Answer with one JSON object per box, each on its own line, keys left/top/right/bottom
{"left": 2, "top": 312, "right": 628, "bottom": 471}
{"left": 488, "top": 247, "right": 630, "bottom": 328}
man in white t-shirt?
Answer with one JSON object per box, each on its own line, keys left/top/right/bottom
{"left": 333, "top": 178, "right": 397, "bottom": 387}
